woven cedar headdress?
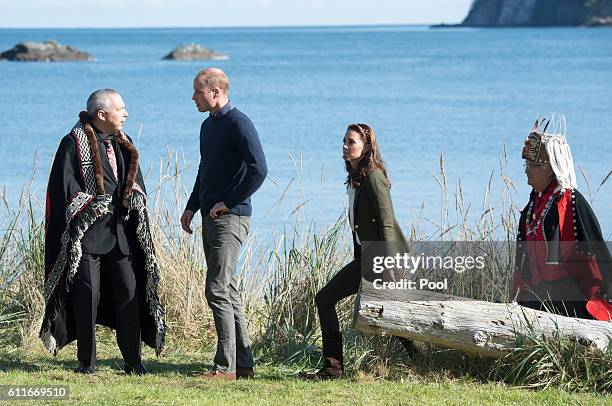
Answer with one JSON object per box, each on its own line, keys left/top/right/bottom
{"left": 522, "top": 116, "right": 577, "bottom": 190}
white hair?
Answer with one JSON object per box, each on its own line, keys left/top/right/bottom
{"left": 540, "top": 115, "right": 578, "bottom": 190}
{"left": 86, "top": 88, "right": 119, "bottom": 117}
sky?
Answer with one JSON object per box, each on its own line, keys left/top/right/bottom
{"left": 0, "top": 0, "right": 474, "bottom": 28}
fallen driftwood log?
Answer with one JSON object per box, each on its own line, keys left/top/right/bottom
{"left": 354, "top": 279, "right": 612, "bottom": 357}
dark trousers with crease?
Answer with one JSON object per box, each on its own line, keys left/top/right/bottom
{"left": 314, "top": 258, "right": 361, "bottom": 364}
{"left": 71, "top": 245, "right": 141, "bottom": 367}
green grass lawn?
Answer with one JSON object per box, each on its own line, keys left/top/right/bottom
{"left": 0, "top": 341, "right": 610, "bottom": 406}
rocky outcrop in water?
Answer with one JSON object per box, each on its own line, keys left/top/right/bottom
{"left": 0, "top": 41, "right": 93, "bottom": 62}
{"left": 162, "top": 44, "right": 228, "bottom": 61}
{"left": 462, "top": 0, "right": 612, "bottom": 26}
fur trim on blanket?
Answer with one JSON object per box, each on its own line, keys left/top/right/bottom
{"left": 115, "top": 131, "right": 139, "bottom": 207}
{"left": 78, "top": 111, "right": 105, "bottom": 195}
{"left": 77, "top": 111, "right": 140, "bottom": 205}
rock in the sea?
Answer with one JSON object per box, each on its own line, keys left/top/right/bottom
{"left": 0, "top": 40, "right": 93, "bottom": 62}
{"left": 162, "top": 44, "right": 228, "bottom": 61}
{"left": 461, "top": 0, "right": 612, "bottom": 27}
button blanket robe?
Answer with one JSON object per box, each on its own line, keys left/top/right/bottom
{"left": 40, "top": 111, "right": 166, "bottom": 355}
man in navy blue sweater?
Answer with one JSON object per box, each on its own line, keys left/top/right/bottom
{"left": 181, "top": 68, "right": 267, "bottom": 380}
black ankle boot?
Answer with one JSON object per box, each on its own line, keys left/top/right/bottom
{"left": 299, "top": 331, "right": 344, "bottom": 380}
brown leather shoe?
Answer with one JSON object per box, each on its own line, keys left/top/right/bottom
{"left": 236, "top": 367, "right": 254, "bottom": 380}
{"left": 298, "top": 367, "right": 342, "bottom": 380}
{"left": 200, "top": 370, "right": 236, "bottom": 381}
{"left": 298, "top": 357, "right": 343, "bottom": 380}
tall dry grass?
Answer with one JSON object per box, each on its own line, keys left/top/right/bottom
{"left": 0, "top": 148, "right": 610, "bottom": 391}
{"left": 0, "top": 166, "right": 45, "bottom": 350}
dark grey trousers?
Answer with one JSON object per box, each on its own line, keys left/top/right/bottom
{"left": 203, "top": 213, "right": 254, "bottom": 373}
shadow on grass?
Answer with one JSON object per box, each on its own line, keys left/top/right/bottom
{"left": 0, "top": 340, "right": 497, "bottom": 383}
{"left": 0, "top": 351, "right": 211, "bottom": 377}
{"left": 0, "top": 352, "right": 64, "bottom": 373}
{"left": 0, "top": 350, "right": 307, "bottom": 381}
{"left": 406, "top": 345, "right": 497, "bottom": 382}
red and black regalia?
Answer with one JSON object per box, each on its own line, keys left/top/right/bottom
{"left": 40, "top": 111, "right": 166, "bottom": 356}
{"left": 512, "top": 118, "right": 612, "bottom": 321}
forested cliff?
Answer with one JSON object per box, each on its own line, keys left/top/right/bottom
{"left": 462, "top": 0, "right": 612, "bottom": 26}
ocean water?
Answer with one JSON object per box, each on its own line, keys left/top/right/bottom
{"left": 0, "top": 26, "right": 611, "bottom": 240}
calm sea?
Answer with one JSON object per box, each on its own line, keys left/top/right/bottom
{"left": 0, "top": 26, "right": 610, "bottom": 240}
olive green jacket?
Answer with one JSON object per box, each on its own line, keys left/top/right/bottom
{"left": 352, "top": 168, "right": 408, "bottom": 257}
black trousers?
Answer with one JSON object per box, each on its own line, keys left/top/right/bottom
{"left": 71, "top": 245, "right": 141, "bottom": 367}
{"left": 518, "top": 300, "right": 593, "bottom": 319}
{"left": 315, "top": 258, "right": 361, "bottom": 364}
{"left": 315, "top": 256, "right": 415, "bottom": 365}
{"left": 315, "top": 259, "right": 361, "bottom": 334}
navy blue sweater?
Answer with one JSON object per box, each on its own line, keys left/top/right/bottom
{"left": 186, "top": 104, "right": 267, "bottom": 217}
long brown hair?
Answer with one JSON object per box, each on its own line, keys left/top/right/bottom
{"left": 344, "top": 123, "right": 390, "bottom": 188}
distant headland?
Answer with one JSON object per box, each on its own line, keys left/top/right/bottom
{"left": 434, "top": 0, "right": 612, "bottom": 27}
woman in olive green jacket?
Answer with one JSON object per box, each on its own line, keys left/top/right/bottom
{"left": 300, "top": 123, "right": 411, "bottom": 380}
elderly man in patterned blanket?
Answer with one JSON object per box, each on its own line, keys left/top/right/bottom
{"left": 40, "top": 89, "right": 165, "bottom": 374}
